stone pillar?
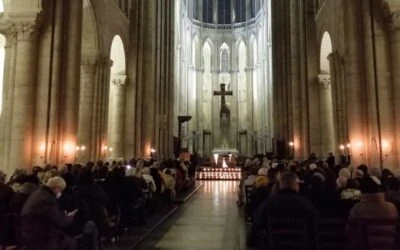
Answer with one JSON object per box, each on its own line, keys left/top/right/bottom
{"left": 109, "top": 75, "right": 126, "bottom": 159}
{"left": 391, "top": 11, "right": 400, "bottom": 169}
{"left": 318, "top": 74, "right": 335, "bottom": 156}
{"left": 61, "top": 0, "right": 83, "bottom": 161}
{"left": 343, "top": 0, "right": 366, "bottom": 165}
{"left": 8, "top": 21, "right": 39, "bottom": 170}
{"left": 77, "top": 57, "right": 97, "bottom": 162}
{"left": 0, "top": 34, "right": 13, "bottom": 167}
{"left": 245, "top": 67, "right": 254, "bottom": 156}
{"left": 196, "top": 68, "right": 204, "bottom": 156}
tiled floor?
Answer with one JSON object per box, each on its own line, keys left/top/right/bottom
{"left": 134, "top": 181, "right": 250, "bottom": 250}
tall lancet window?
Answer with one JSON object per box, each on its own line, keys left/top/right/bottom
{"left": 220, "top": 44, "right": 229, "bottom": 72}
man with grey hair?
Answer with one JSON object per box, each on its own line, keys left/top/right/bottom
{"left": 21, "top": 176, "right": 77, "bottom": 250}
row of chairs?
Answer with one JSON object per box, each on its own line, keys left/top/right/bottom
{"left": 261, "top": 218, "right": 400, "bottom": 250}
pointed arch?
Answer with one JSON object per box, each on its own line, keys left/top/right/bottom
{"left": 82, "top": 0, "right": 100, "bottom": 57}
{"left": 320, "top": 31, "right": 332, "bottom": 74}
{"left": 110, "top": 35, "right": 126, "bottom": 74}
{"left": 220, "top": 43, "right": 230, "bottom": 72}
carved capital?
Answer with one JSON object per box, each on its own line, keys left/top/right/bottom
{"left": 318, "top": 74, "right": 331, "bottom": 89}
{"left": 8, "top": 21, "right": 39, "bottom": 41}
{"left": 391, "top": 10, "right": 400, "bottom": 31}
{"left": 112, "top": 74, "right": 127, "bottom": 88}
{"left": 195, "top": 68, "right": 205, "bottom": 73}
{"left": 245, "top": 67, "right": 255, "bottom": 72}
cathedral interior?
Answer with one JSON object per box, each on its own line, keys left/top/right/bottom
{"left": 1, "top": 0, "right": 400, "bottom": 250}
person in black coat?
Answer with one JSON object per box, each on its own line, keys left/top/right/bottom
{"left": 21, "top": 176, "right": 77, "bottom": 250}
{"left": 253, "top": 172, "right": 319, "bottom": 246}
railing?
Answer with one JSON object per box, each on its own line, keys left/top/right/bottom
{"left": 188, "top": 11, "right": 264, "bottom": 30}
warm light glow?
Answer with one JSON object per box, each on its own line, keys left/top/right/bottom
{"left": 75, "top": 146, "right": 80, "bottom": 151}
{"left": 40, "top": 143, "right": 46, "bottom": 152}
{"left": 213, "top": 154, "right": 219, "bottom": 165}
{"left": 289, "top": 141, "right": 294, "bottom": 147}
{"left": 346, "top": 143, "right": 351, "bottom": 148}
{"left": 339, "top": 144, "right": 345, "bottom": 150}
{"left": 356, "top": 141, "right": 363, "bottom": 148}
{"left": 109, "top": 147, "right": 113, "bottom": 152}
{"left": 150, "top": 148, "right": 156, "bottom": 153}
{"left": 81, "top": 146, "right": 86, "bottom": 151}
{"left": 103, "top": 145, "right": 108, "bottom": 151}
{"left": 382, "top": 140, "right": 389, "bottom": 149}
{"left": 222, "top": 158, "right": 228, "bottom": 168}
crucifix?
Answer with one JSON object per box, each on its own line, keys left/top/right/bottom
{"left": 213, "top": 83, "right": 233, "bottom": 148}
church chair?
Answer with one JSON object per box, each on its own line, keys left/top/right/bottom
{"left": 267, "top": 218, "right": 310, "bottom": 250}
{"left": 315, "top": 218, "right": 349, "bottom": 250}
{"left": 243, "top": 185, "right": 254, "bottom": 222}
{"left": 355, "top": 218, "right": 399, "bottom": 250}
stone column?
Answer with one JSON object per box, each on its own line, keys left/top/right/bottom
{"left": 109, "top": 75, "right": 126, "bottom": 159}
{"left": 61, "top": 0, "right": 83, "bottom": 160}
{"left": 391, "top": 11, "right": 400, "bottom": 168}
{"left": 195, "top": 67, "right": 204, "bottom": 156}
{"left": 8, "top": 21, "right": 39, "bottom": 170}
{"left": 245, "top": 67, "right": 254, "bottom": 156}
{"left": 318, "top": 74, "right": 335, "bottom": 156}
{"left": 0, "top": 34, "right": 15, "bottom": 170}
{"left": 343, "top": 0, "right": 366, "bottom": 165}
{"left": 77, "top": 57, "right": 97, "bottom": 162}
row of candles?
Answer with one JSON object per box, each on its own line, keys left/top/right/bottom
{"left": 196, "top": 172, "right": 241, "bottom": 180}
{"left": 200, "top": 168, "right": 241, "bottom": 172}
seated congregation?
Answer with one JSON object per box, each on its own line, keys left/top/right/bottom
{"left": 240, "top": 158, "right": 400, "bottom": 250}
{"left": 0, "top": 158, "right": 196, "bottom": 250}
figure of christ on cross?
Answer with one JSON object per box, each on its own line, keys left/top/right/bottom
{"left": 213, "top": 83, "right": 233, "bottom": 148}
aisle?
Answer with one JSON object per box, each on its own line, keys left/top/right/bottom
{"left": 135, "top": 181, "right": 249, "bottom": 250}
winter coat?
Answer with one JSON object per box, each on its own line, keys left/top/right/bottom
{"left": 21, "top": 185, "right": 74, "bottom": 250}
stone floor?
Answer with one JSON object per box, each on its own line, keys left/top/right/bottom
{"left": 134, "top": 181, "right": 251, "bottom": 250}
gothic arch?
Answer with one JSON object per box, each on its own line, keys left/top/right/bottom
{"left": 220, "top": 43, "right": 230, "bottom": 72}
{"left": 110, "top": 35, "right": 126, "bottom": 75}
{"left": 320, "top": 31, "right": 333, "bottom": 74}
{"left": 82, "top": 0, "right": 100, "bottom": 57}
{"left": 202, "top": 39, "right": 214, "bottom": 68}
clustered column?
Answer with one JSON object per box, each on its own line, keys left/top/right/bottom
{"left": 110, "top": 75, "right": 126, "bottom": 159}
{"left": 391, "top": 11, "right": 400, "bottom": 166}
{"left": 8, "top": 21, "right": 39, "bottom": 170}
{"left": 77, "top": 57, "right": 98, "bottom": 162}
{"left": 318, "top": 74, "right": 335, "bottom": 155}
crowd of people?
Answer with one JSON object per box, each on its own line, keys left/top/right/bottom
{"left": 239, "top": 155, "right": 400, "bottom": 249}
{"left": 0, "top": 158, "right": 196, "bottom": 250}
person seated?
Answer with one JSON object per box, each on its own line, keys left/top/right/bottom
{"left": 124, "top": 167, "right": 147, "bottom": 224}
{"left": 0, "top": 170, "right": 14, "bottom": 214}
{"left": 21, "top": 177, "right": 77, "bottom": 250}
{"left": 349, "top": 176, "right": 397, "bottom": 220}
{"left": 76, "top": 167, "right": 115, "bottom": 238}
{"left": 10, "top": 175, "right": 39, "bottom": 214}
{"left": 150, "top": 163, "right": 164, "bottom": 195}
{"left": 162, "top": 169, "right": 176, "bottom": 203}
{"left": 59, "top": 172, "right": 98, "bottom": 250}
{"left": 348, "top": 176, "right": 398, "bottom": 248}
{"left": 385, "top": 176, "right": 400, "bottom": 213}
{"left": 143, "top": 167, "right": 156, "bottom": 194}
{"left": 253, "top": 172, "right": 318, "bottom": 242}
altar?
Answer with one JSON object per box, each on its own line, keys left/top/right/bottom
{"left": 211, "top": 148, "right": 239, "bottom": 168}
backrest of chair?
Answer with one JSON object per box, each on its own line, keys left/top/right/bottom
{"left": 267, "top": 218, "right": 308, "bottom": 250}
{"left": 360, "top": 218, "right": 399, "bottom": 250}
{"left": 244, "top": 185, "right": 254, "bottom": 204}
{"left": 316, "top": 218, "right": 349, "bottom": 250}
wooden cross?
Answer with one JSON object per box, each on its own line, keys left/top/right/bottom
{"left": 213, "top": 83, "right": 233, "bottom": 108}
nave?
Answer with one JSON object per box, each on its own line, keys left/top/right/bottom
{"left": 135, "top": 181, "right": 249, "bottom": 250}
